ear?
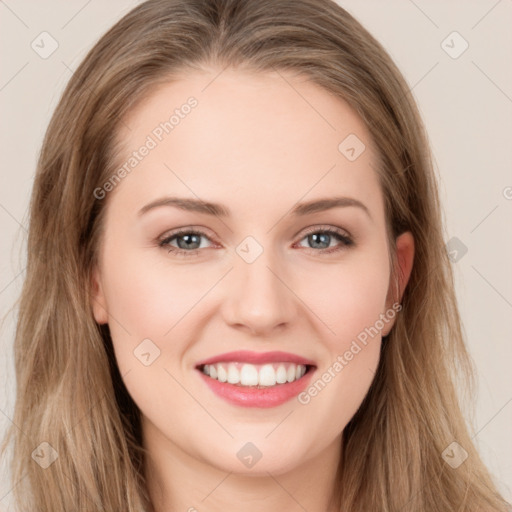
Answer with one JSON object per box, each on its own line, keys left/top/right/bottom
{"left": 91, "top": 266, "right": 109, "bottom": 324}
{"left": 382, "top": 231, "right": 414, "bottom": 336}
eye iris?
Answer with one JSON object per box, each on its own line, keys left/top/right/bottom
{"left": 177, "top": 233, "right": 201, "bottom": 250}
{"left": 309, "top": 232, "right": 331, "bottom": 249}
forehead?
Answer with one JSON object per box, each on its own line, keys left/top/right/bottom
{"left": 110, "top": 67, "right": 384, "bottom": 220}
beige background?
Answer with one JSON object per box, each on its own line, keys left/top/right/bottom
{"left": 1, "top": 0, "right": 511, "bottom": 507}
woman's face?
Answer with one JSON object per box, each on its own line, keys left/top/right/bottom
{"left": 92, "top": 67, "right": 413, "bottom": 478}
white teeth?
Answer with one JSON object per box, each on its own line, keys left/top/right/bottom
{"left": 240, "top": 364, "right": 259, "bottom": 386}
{"left": 227, "top": 364, "right": 240, "bottom": 384}
{"left": 259, "top": 364, "right": 276, "bottom": 386}
{"left": 276, "top": 365, "right": 287, "bottom": 384}
{"left": 217, "top": 364, "right": 227, "bottom": 383}
{"left": 200, "top": 362, "right": 310, "bottom": 387}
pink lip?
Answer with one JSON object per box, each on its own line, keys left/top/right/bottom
{"left": 196, "top": 367, "right": 316, "bottom": 408}
{"left": 195, "top": 350, "right": 316, "bottom": 368}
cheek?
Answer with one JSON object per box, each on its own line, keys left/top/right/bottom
{"left": 99, "top": 252, "right": 207, "bottom": 428}
{"left": 295, "top": 251, "right": 390, "bottom": 347}
{"left": 101, "top": 250, "right": 216, "bottom": 338}
{"left": 292, "top": 251, "right": 389, "bottom": 422}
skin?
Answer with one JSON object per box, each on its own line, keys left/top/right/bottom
{"left": 91, "top": 67, "right": 414, "bottom": 512}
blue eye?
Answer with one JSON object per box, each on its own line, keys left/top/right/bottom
{"left": 158, "top": 229, "right": 212, "bottom": 257}
{"left": 158, "top": 225, "right": 354, "bottom": 257}
{"left": 296, "top": 227, "right": 354, "bottom": 253}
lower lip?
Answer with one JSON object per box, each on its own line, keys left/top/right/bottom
{"left": 196, "top": 367, "right": 316, "bottom": 408}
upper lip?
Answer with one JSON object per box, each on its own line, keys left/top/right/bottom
{"left": 195, "top": 350, "right": 316, "bottom": 368}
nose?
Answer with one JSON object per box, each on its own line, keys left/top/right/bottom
{"left": 221, "top": 246, "right": 297, "bottom": 337}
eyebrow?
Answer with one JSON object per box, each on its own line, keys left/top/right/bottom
{"left": 138, "top": 196, "right": 371, "bottom": 219}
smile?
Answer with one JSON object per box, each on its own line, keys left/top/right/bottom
{"left": 194, "top": 350, "right": 317, "bottom": 408}
{"left": 199, "top": 362, "right": 310, "bottom": 388}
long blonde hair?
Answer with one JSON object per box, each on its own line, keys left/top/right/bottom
{"left": 2, "top": 0, "right": 510, "bottom": 510}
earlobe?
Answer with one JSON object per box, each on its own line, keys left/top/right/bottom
{"left": 91, "top": 267, "right": 109, "bottom": 324}
{"left": 382, "top": 231, "right": 415, "bottom": 335}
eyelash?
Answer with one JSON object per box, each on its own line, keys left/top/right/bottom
{"left": 157, "top": 225, "right": 354, "bottom": 257}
